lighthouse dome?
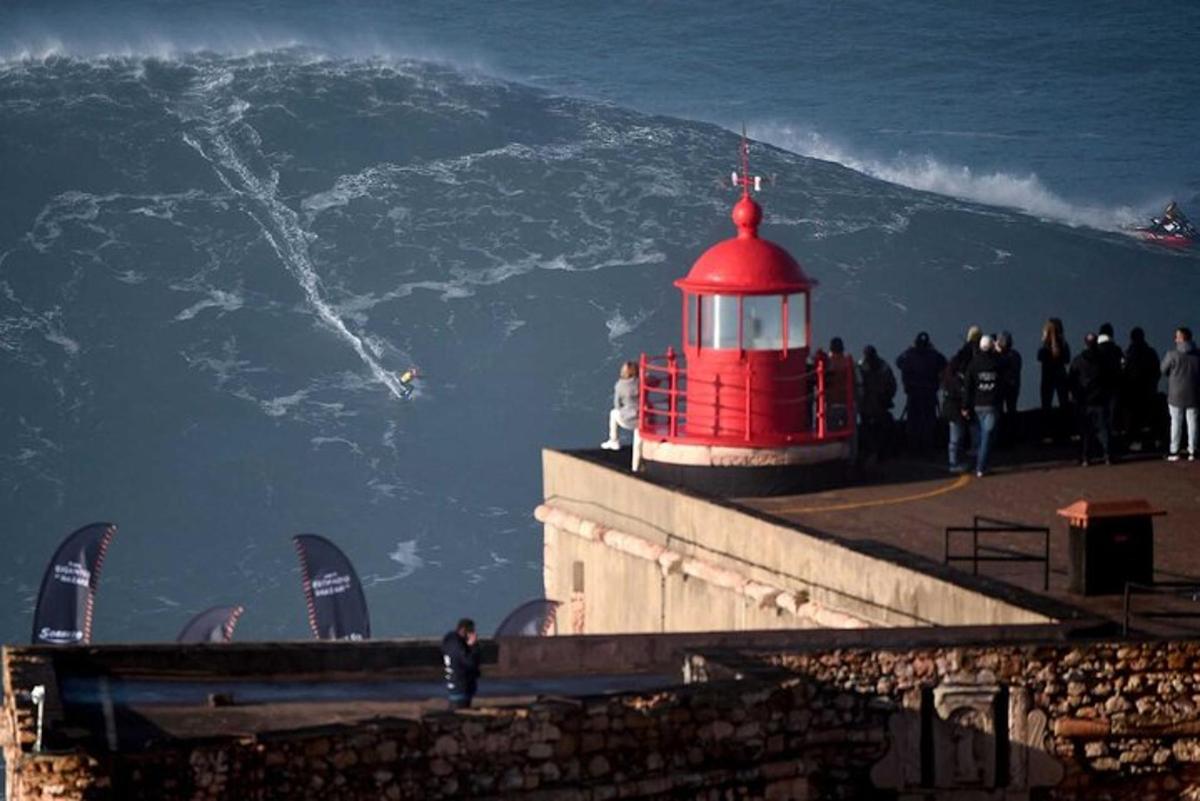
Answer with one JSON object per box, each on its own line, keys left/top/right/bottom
{"left": 675, "top": 195, "right": 814, "bottom": 295}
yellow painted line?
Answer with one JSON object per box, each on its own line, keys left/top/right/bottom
{"left": 778, "top": 473, "right": 973, "bottom": 514}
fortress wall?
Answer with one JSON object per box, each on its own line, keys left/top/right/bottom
{"left": 541, "top": 449, "right": 1056, "bottom": 634}
{"left": 6, "top": 639, "right": 1200, "bottom": 800}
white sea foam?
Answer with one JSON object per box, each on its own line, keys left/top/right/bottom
{"left": 261, "top": 389, "right": 308, "bottom": 418}
{"left": 174, "top": 289, "right": 244, "bottom": 321}
{"left": 178, "top": 78, "right": 414, "bottom": 401}
{"left": 747, "top": 123, "right": 1143, "bottom": 232}
{"left": 362, "top": 539, "right": 426, "bottom": 585}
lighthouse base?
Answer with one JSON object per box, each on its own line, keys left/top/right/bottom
{"left": 639, "top": 438, "right": 854, "bottom": 497}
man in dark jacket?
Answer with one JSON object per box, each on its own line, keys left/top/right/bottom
{"left": 942, "top": 346, "right": 972, "bottom": 473}
{"left": 1122, "top": 327, "right": 1160, "bottom": 451}
{"left": 896, "top": 332, "right": 947, "bottom": 453}
{"left": 995, "top": 331, "right": 1023, "bottom": 445}
{"left": 442, "top": 618, "right": 481, "bottom": 709}
{"left": 964, "top": 335, "right": 1003, "bottom": 477}
{"left": 1161, "top": 327, "right": 1200, "bottom": 461}
{"left": 858, "top": 345, "right": 897, "bottom": 462}
{"left": 1069, "top": 333, "right": 1114, "bottom": 465}
{"left": 1097, "top": 323, "right": 1124, "bottom": 444}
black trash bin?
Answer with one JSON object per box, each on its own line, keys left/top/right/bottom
{"left": 1056, "top": 499, "right": 1164, "bottom": 596}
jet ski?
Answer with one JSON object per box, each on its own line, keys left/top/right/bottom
{"left": 1133, "top": 202, "right": 1197, "bottom": 248}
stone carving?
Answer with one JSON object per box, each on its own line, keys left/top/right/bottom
{"left": 872, "top": 682, "right": 1062, "bottom": 798}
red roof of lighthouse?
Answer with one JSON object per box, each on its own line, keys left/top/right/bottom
{"left": 676, "top": 148, "right": 814, "bottom": 296}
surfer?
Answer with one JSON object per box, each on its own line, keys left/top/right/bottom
{"left": 399, "top": 367, "right": 418, "bottom": 398}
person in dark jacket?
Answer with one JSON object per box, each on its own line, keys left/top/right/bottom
{"left": 857, "top": 345, "right": 897, "bottom": 462}
{"left": 964, "top": 335, "right": 1003, "bottom": 476}
{"left": 941, "top": 345, "right": 972, "bottom": 473}
{"left": 442, "top": 618, "right": 481, "bottom": 709}
{"left": 995, "top": 331, "right": 1022, "bottom": 444}
{"left": 896, "top": 332, "right": 947, "bottom": 454}
{"left": 823, "top": 337, "right": 855, "bottom": 432}
{"left": 1122, "top": 327, "right": 1161, "bottom": 451}
{"left": 1097, "top": 323, "right": 1124, "bottom": 444}
{"left": 1069, "top": 333, "right": 1114, "bottom": 465}
{"left": 1161, "top": 327, "right": 1200, "bottom": 461}
{"left": 1037, "top": 318, "right": 1071, "bottom": 442}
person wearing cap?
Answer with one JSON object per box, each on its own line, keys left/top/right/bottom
{"left": 896, "top": 332, "right": 947, "bottom": 454}
{"left": 964, "top": 335, "right": 1003, "bottom": 477}
{"left": 1069, "top": 333, "right": 1114, "bottom": 465}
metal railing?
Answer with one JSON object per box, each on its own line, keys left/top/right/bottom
{"left": 637, "top": 348, "right": 855, "bottom": 446}
{"left": 943, "top": 516, "right": 1051, "bottom": 591}
{"left": 1122, "top": 582, "right": 1200, "bottom": 635}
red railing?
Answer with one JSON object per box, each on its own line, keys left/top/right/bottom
{"left": 638, "top": 348, "right": 856, "bottom": 447}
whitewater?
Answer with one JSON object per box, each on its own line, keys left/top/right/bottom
{"left": 1, "top": 2, "right": 1198, "bottom": 643}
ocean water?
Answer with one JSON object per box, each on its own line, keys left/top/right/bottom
{"left": 0, "top": 1, "right": 1197, "bottom": 643}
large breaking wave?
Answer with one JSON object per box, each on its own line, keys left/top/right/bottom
{"left": 0, "top": 45, "right": 1196, "bottom": 643}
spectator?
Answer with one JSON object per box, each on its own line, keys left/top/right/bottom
{"left": 823, "top": 337, "right": 855, "bottom": 432}
{"left": 441, "top": 618, "right": 481, "bottom": 709}
{"left": 601, "top": 361, "right": 639, "bottom": 450}
{"left": 896, "top": 331, "right": 947, "bottom": 453}
{"left": 964, "top": 335, "right": 1003, "bottom": 477}
{"left": 1097, "top": 323, "right": 1124, "bottom": 444}
{"left": 1122, "top": 327, "right": 1161, "bottom": 451}
{"left": 858, "top": 345, "right": 897, "bottom": 462}
{"left": 965, "top": 325, "right": 983, "bottom": 353}
{"left": 1037, "top": 318, "right": 1071, "bottom": 442}
{"left": 1069, "top": 333, "right": 1114, "bottom": 465}
{"left": 942, "top": 346, "right": 971, "bottom": 474}
{"left": 995, "top": 331, "right": 1022, "bottom": 444}
{"left": 1161, "top": 326, "right": 1200, "bottom": 461}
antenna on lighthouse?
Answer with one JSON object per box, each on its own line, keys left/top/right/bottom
{"left": 731, "top": 125, "right": 764, "bottom": 197}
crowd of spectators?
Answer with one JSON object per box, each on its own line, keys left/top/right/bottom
{"left": 823, "top": 321, "right": 1200, "bottom": 476}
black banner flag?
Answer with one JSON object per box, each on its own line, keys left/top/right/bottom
{"left": 292, "top": 534, "right": 370, "bottom": 640}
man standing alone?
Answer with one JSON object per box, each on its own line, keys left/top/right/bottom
{"left": 1161, "top": 327, "right": 1200, "bottom": 461}
{"left": 442, "top": 618, "right": 481, "bottom": 709}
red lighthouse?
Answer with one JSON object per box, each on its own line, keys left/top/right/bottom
{"left": 637, "top": 140, "right": 855, "bottom": 495}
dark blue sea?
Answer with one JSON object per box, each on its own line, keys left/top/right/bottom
{"left": 1, "top": 0, "right": 1198, "bottom": 643}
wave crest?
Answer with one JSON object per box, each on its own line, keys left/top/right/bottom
{"left": 750, "top": 123, "right": 1143, "bottom": 231}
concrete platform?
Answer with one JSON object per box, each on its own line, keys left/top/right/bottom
{"left": 738, "top": 450, "right": 1200, "bottom": 635}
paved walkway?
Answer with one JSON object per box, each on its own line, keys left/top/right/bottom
{"left": 739, "top": 451, "right": 1200, "bottom": 634}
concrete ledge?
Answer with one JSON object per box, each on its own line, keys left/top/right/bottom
{"left": 543, "top": 449, "right": 1086, "bottom": 631}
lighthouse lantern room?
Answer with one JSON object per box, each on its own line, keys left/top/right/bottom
{"left": 636, "top": 139, "right": 855, "bottom": 495}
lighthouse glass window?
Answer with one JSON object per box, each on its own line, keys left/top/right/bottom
{"left": 699, "top": 295, "right": 740, "bottom": 349}
{"left": 786, "top": 293, "right": 808, "bottom": 349}
{"left": 742, "top": 296, "right": 784, "bottom": 350}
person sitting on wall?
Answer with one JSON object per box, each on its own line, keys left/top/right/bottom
{"left": 441, "top": 618, "right": 481, "bottom": 710}
{"left": 601, "top": 361, "right": 639, "bottom": 450}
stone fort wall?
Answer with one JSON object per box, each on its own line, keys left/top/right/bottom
{"left": 5, "top": 637, "right": 1200, "bottom": 800}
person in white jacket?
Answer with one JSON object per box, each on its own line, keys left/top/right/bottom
{"left": 601, "top": 361, "right": 640, "bottom": 450}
